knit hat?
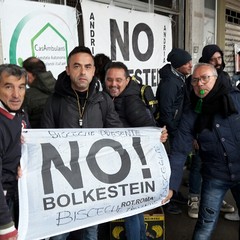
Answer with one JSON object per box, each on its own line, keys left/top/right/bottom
{"left": 200, "top": 44, "right": 223, "bottom": 63}
{"left": 167, "top": 48, "right": 192, "bottom": 68}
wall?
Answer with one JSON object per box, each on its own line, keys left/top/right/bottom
{"left": 185, "top": 1, "right": 204, "bottom": 65}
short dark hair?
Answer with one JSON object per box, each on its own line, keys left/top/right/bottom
{"left": 0, "top": 64, "right": 27, "bottom": 82}
{"left": 22, "top": 57, "right": 46, "bottom": 77}
{"left": 105, "top": 61, "right": 129, "bottom": 79}
{"left": 94, "top": 53, "right": 111, "bottom": 83}
{"left": 67, "top": 46, "right": 94, "bottom": 65}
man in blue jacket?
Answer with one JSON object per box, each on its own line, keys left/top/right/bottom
{"left": 168, "top": 62, "right": 240, "bottom": 239}
{"left": 156, "top": 48, "right": 192, "bottom": 214}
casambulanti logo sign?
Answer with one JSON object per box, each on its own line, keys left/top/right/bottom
{"left": 0, "top": 0, "right": 78, "bottom": 78}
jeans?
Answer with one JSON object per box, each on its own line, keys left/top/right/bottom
{"left": 50, "top": 225, "right": 98, "bottom": 240}
{"left": 189, "top": 151, "right": 202, "bottom": 196}
{"left": 49, "top": 232, "right": 69, "bottom": 240}
{"left": 124, "top": 213, "right": 147, "bottom": 240}
{"left": 192, "top": 177, "right": 240, "bottom": 240}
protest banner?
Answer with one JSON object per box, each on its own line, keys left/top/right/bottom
{"left": 81, "top": 0, "right": 172, "bottom": 92}
{"left": 18, "top": 127, "right": 170, "bottom": 240}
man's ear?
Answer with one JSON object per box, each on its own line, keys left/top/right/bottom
{"left": 126, "top": 76, "right": 131, "bottom": 84}
{"left": 66, "top": 66, "right": 70, "bottom": 76}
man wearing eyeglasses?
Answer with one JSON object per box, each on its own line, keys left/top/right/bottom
{"left": 167, "top": 62, "right": 240, "bottom": 239}
{"left": 187, "top": 44, "right": 235, "bottom": 219}
{"left": 199, "top": 44, "right": 232, "bottom": 87}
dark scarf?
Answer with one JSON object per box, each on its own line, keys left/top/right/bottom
{"left": 190, "top": 78, "right": 238, "bottom": 133}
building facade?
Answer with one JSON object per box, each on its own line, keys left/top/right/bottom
{"left": 1, "top": 0, "right": 240, "bottom": 77}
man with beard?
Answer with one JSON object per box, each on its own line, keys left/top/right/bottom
{"left": 199, "top": 44, "right": 232, "bottom": 87}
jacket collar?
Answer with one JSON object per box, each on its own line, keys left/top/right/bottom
{"left": 0, "top": 102, "right": 15, "bottom": 119}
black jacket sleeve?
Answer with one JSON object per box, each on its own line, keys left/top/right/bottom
{"left": 124, "top": 95, "right": 156, "bottom": 127}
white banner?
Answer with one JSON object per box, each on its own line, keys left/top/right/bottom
{"left": 18, "top": 128, "right": 170, "bottom": 240}
{"left": 81, "top": 0, "right": 172, "bottom": 93}
{"left": 0, "top": 0, "right": 79, "bottom": 78}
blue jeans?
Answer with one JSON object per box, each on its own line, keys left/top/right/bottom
{"left": 124, "top": 213, "right": 147, "bottom": 240}
{"left": 189, "top": 151, "right": 202, "bottom": 196}
{"left": 49, "top": 225, "right": 98, "bottom": 240}
{"left": 192, "top": 177, "right": 240, "bottom": 240}
{"left": 49, "top": 232, "right": 69, "bottom": 240}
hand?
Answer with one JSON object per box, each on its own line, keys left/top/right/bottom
{"left": 16, "top": 166, "right": 22, "bottom": 180}
{"left": 20, "top": 134, "right": 25, "bottom": 144}
{"left": 160, "top": 126, "right": 168, "bottom": 143}
{"left": 162, "top": 189, "right": 173, "bottom": 204}
{"left": 6, "top": 231, "right": 18, "bottom": 240}
{"left": 8, "top": 237, "right": 18, "bottom": 240}
{"left": 193, "top": 139, "right": 199, "bottom": 150}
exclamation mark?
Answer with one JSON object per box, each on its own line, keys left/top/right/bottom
{"left": 132, "top": 137, "right": 151, "bottom": 179}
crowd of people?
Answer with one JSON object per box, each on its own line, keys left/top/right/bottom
{"left": 0, "top": 43, "right": 239, "bottom": 240}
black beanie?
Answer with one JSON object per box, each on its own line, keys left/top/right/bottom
{"left": 167, "top": 48, "right": 192, "bottom": 68}
{"left": 201, "top": 44, "right": 223, "bottom": 63}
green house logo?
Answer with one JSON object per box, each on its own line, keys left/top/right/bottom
{"left": 31, "top": 23, "right": 68, "bottom": 58}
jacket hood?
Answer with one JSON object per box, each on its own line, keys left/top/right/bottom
{"left": 158, "top": 64, "right": 174, "bottom": 79}
{"left": 29, "top": 71, "right": 56, "bottom": 94}
{"left": 118, "top": 79, "right": 142, "bottom": 98}
{"left": 199, "top": 44, "right": 226, "bottom": 70}
{"left": 55, "top": 71, "right": 99, "bottom": 97}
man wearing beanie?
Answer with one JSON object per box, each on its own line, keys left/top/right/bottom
{"left": 156, "top": 48, "right": 192, "bottom": 144}
{"left": 156, "top": 48, "right": 192, "bottom": 214}
{"left": 199, "top": 44, "right": 232, "bottom": 87}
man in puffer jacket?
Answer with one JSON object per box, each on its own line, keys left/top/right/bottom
{"left": 156, "top": 48, "right": 192, "bottom": 147}
{"left": 41, "top": 46, "right": 123, "bottom": 240}
{"left": 23, "top": 57, "right": 56, "bottom": 128}
{"left": 104, "top": 61, "right": 168, "bottom": 240}
{"left": 156, "top": 48, "right": 192, "bottom": 215}
{"left": 168, "top": 63, "right": 240, "bottom": 239}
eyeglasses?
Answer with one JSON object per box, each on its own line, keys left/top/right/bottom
{"left": 191, "top": 75, "right": 216, "bottom": 86}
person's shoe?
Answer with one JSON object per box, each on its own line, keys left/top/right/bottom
{"left": 164, "top": 202, "right": 182, "bottom": 215}
{"left": 171, "top": 192, "right": 188, "bottom": 205}
{"left": 224, "top": 210, "right": 240, "bottom": 221}
{"left": 188, "top": 196, "right": 199, "bottom": 219}
{"left": 220, "top": 200, "right": 235, "bottom": 213}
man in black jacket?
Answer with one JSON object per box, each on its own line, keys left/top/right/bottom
{"left": 156, "top": 48, "right": 192, "bottom": 147}
{"left": 22, "top": 57, "right": 56, "bottom": 128}
{"left": 41, "top": 46, "right": 123, "bottom": 240}
{"left": 104, "top": 61, "right": 168, "bottom": 240}
{"left": 199, "top": 44, "right": 232, "bottom": 87}
{"left": 156, "top": 48, "right": 192, "bottom": 214}
{"left": 187, "top": 44, "right": 235, "bottom": 218}
{"left": 168, "top": 63, "right": 240, "bottom": 239}
{"left": 0, "top": 64, "right": 29, "bottom": 240}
